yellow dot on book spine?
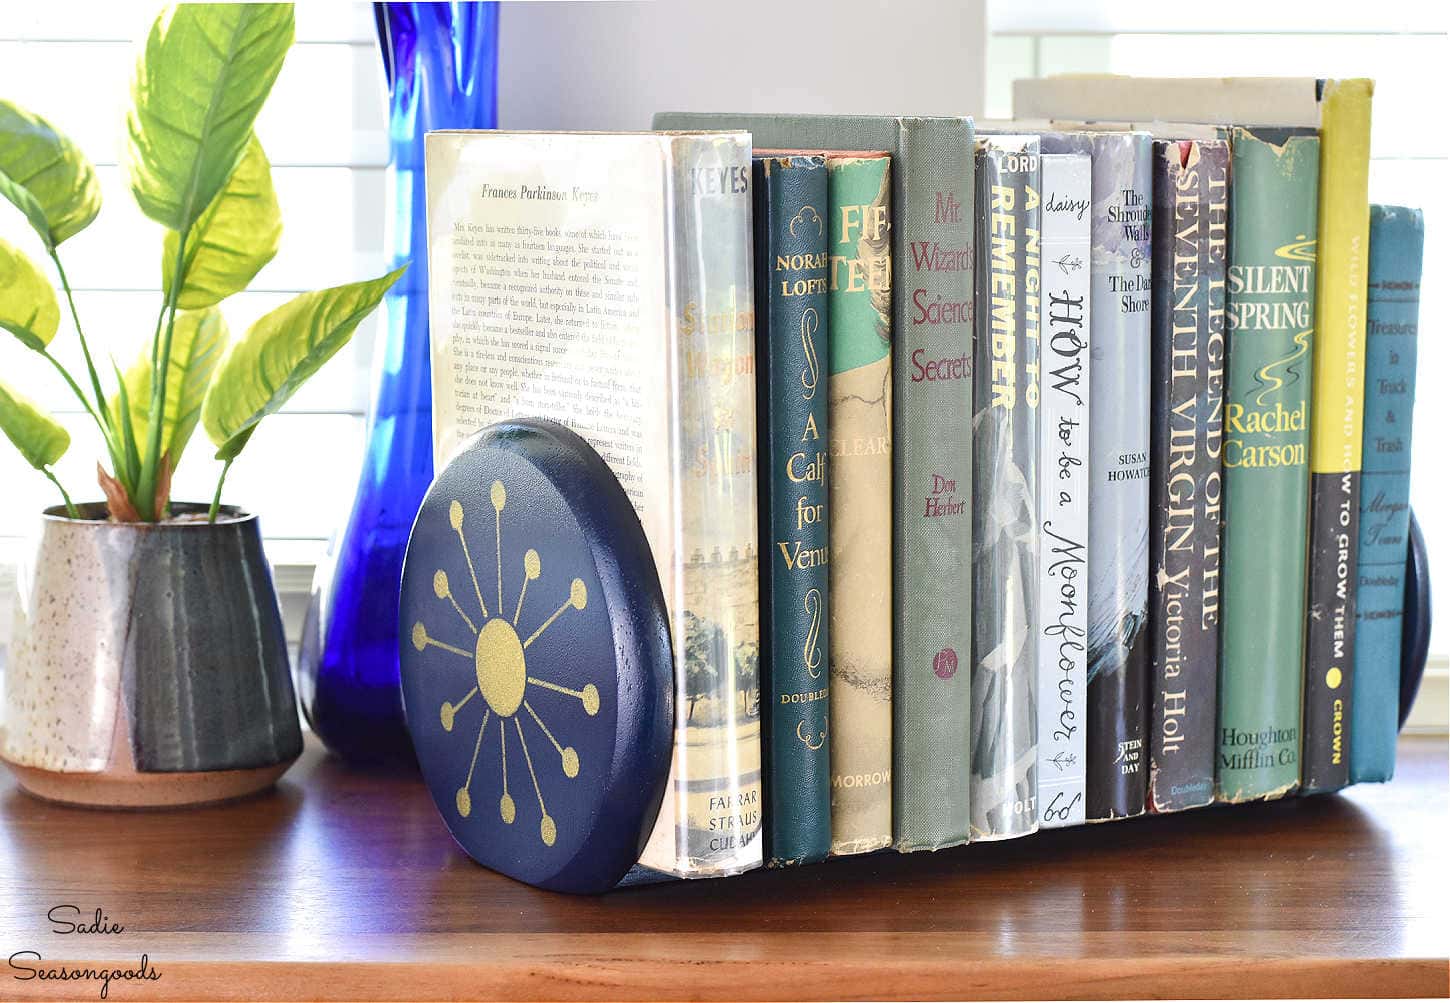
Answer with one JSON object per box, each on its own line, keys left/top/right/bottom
{"left": 1326, "top": 667, "right": 1343, "bottom": 689}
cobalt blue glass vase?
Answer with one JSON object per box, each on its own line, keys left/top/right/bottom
{"left": 298, "top": 2, "right": 499, "bottom": 764}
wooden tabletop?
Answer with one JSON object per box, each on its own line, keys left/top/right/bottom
{"left": 1, "top": 734, "right": 1445, "bottom": 1001}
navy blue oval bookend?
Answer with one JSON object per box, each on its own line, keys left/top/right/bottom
{"left": 1399, "top": 508, "right": 1431, "bottom": 731}
{"left": 399, "top": 419, "right": 673, "bottom": 894}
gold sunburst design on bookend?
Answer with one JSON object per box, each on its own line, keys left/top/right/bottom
{"left": 410, "top": 480, "right": 598, "bottom": 847}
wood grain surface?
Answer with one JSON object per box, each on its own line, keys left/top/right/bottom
{"left": 1, "top": 734, "right": 1444, "bottom": 1001}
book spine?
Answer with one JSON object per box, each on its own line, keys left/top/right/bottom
{"left": 652, "top": 134, "right": 763, "bottom": 873}
{"left": 1084, "top": 133, "right": 1152, "bottom": 820}
{"left": 1216, "top": 127, "right": 1320, "bottom": 803}
{"left": 1036, "top": 153, "right": 1091, "bottom": 828}
{"left": 1147, "top": 140, "right": 1228, "bottom": 813}
{"left": 971, "top": 136, "right": 1040, "bottom": 840}
{"left": 1350, "top": 205, "right": 1424, "bottom": 784}
{"left": 753, "top": 155, "right": 832, "bottom": 865}
{"left": 1302, "top": 80, "right": 1374, "bottom": 795}
{"left": 826, "top": 154, "right": 893, "bottom": 855}
{"left": 892, "top": 119, "right": 975, "bottom": 852}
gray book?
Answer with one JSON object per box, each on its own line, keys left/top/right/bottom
{"left": 971, "top": 134, "right": 1041, "bottom": 840}
{"left": 655, "top": 111, "right": 976, "bottom": 851}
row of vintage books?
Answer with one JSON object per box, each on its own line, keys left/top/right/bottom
{"left": 419, "top": 75, "right": 1424, "bottom": 880}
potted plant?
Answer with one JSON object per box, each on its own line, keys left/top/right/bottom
{"left": 0, "top": 3, "right": 403, "bottom": 807}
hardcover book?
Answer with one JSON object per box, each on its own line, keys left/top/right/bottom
{"left": 1217, "top": 127, "right": 1320, "bottom": 803}
{"left": 1147, "top": 138, "right": 1228, "bottom": 813}
{"left": 1045, "top": 130, "right": 1152, "bottom": 821}
{"left": 972, "top": 134, "right": 1040, "bottom": 840}
{"left": 1302, "top": 81, "right": 1374, "bottom": 794}
{"left": 752, "top": 154, "right": 832, "bottom": 865}
{"left": 1036, "top": 150, "right": 1091, "bottom": 829}
{"left": 656, "top": 111, "right": 976, "bottom": 852}
{"left": 424, "top": 130, "right": 762, "bottom": 877}
{"left": 1351, "top": 205, "right": 1424, "bottom": 784}
{"left": 1009, "top": 77, "right": 1378, "bottom": 796}
{"left": 824, "top": 151, "right": 894, "bottom": 855}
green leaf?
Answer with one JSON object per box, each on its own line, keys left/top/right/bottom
{"left": 119, "top": 307, "right": 228, "bottom": 464}
{"left": 0, "top": 101, "right": 102, "bottom": 248}
{"left": 203, "top": 265, "right": 406, "bottom": 460}
{"left": 110, "top": 359, "right": 142, "bottom": 487}
{"left": 163, "top": 134, "right": 281, "bottom": 309}
{"left": 0, "top": 236, "right": 61, "bottom": 349}
{"left": 0, "top": 378, "right": 70, "bottom": 470}
{"left": 125, "top": 4, "right": 294, "bottom": 232}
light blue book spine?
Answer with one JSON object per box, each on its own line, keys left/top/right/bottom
{"left": 1349, "top": 205, "right": 1424, "bottom": 783}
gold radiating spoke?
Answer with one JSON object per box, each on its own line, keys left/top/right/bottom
{"left": 412, "top": 623, "right": 471, "bottom": 659}
{"left": 523, "top": 599, "right": 570, "bottom": 649}
{"left": 514, "top": 549, "right": 540, "bottom": 626}
{"left": 464, "top": 709, "right": 491, "bottom": 790}
{"left": 440, "top": 686, "right": 478, "bottom": 732}
{"left": 426, "top": 638, "right": 472, "bottom": 657}
{"left": 514, "top": 717, "right": 546, "bottom": 813}
{"left": 499, "top": 716, "right": 516, "bottom": 823}
{"left": 515, "top": 717, "right": 557, "bottom": 846}
{"left": 524, "top": 699, "right": 579, "bottom": 778}
{"left": 447, "top": 594, "right": 477, "bottom": 634}
{"left": 433, "top": 569, "right": 478, "bottom": 634}
{"left": 522, "top": 578, "right": 587, "bottom": 650}
{"left": 523, "top": 700, "right": 564, "bottom": 755}
{"left": 491, "top": 481, "right": 506, "bottom": 614}
{"left": 527, "top": 677, "right": 601, "bottom": 717}
{"left": 449, "top": 499, "right": 488, "bottom": 618}
{"left": 456, "top": 708, "right": 492, "bottom": 818}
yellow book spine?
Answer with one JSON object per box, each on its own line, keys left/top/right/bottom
{"left": 1309, "top": 78, "right": 1374, "bottom": 472}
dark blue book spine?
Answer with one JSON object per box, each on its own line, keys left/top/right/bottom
{"left": 1350, "top": 205, "right": 1424, "bottom": 784}
{"left": 753, "top": 155, "right": 832, "bottom": 863}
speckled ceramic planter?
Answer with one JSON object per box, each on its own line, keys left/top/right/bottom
{"left": 1, "top": 503, "right": 303, "bottom": 808}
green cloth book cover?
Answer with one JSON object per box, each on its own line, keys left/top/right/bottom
{"left": 1217, "top": 127, "right": 1320, "bottom": 803}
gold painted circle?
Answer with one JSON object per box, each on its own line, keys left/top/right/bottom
{"left": 1326, "top": 667, "right": 1343, "bottom": 689}
{"left": 475, "top": 617, "right": 526, "bottom": 717}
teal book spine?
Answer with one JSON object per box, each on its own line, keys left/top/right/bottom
{"left": 752, "top": 155, "right": 832, "bottom": 865}
{"left": 1350, "top": 205, "right": 1424, "bottom": 784}
{"left": 1216, "top": 127, "right": 1320, "bottom": 803}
